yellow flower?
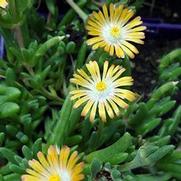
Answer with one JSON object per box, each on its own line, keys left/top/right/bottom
{"left": 21, "top": 145, "right": 84, "bottom": 181}
{"left": 86, "top": 3, "right": 146, "bottom": 59}
{"left": 0, "top": 0, "right": 8, "bottom": 8}
{"left": 70, "top": 61, "right": 137, "bottom": 122}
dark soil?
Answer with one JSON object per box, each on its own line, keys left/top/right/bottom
{"left": 139, "top": 0, "right": 180, "bottom": 23}
{"left": 96, "top": 170, "right": 113, "bottom": 181}
{"left": 132, "top": 32, "right": 181, "bottom": 100}
{"left": 132, "top": 0, "right": 180, "bottom": 98}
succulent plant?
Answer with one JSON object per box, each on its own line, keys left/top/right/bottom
{"left": 0, "top": 0, "right": 180, "bottom": 181}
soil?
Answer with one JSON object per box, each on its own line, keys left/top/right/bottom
{"left": 131, "top": 0, "right": 181, "bottom": 99}
{"left": 139, "top": 0, "right": 180, "bottom": 23}
{"left": 132, "top": 33, "right": 181, "bottom": 99}
{"left": 96, "top": 170, "right": 113, "bottom": 181}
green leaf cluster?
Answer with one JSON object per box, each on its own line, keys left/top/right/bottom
{"left": 0, "top": 1, "right": 180, "bottom": 181}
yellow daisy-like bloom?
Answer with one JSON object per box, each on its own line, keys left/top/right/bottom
{"left": 21, "top": 145, "right": 84, "bottom": 181}
{"left": 0, "top": 0, "right": 8, "bottom": 8}
{"left": 86, "top": 3, "right": 146, "bottom": 59}
{"left": 70, "top": 61, "right": 137, "bottom": 122}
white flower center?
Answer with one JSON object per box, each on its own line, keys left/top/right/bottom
{"left": 102, "top": 23, "right": 126, "bottom": 44}
{"left": 87, "top": 79, "right": 115, "bottom": 103}
{"left": 59, "top": 169, "right": 71, "bottom": 181}
{"left": 44, "top": 168, "right": 71, "bottom": 181}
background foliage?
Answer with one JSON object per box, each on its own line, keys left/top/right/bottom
{"left": 0, "top": 0, "right": 180, "bottom": 180}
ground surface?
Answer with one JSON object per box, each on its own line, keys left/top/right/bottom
{"left": 132, "top": 35, "right": 181, "bottom": 99}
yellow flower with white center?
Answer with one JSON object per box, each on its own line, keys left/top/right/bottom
{"left": 21, "top": 145, "right": 84, "bottom": 181}
{"left": 70, "top": 61, "right": 137, "bottom": 122}
{"left": 86, "top": 3, "right": 146, "bottom": 59}
{"left": 0, "top": 0, "right": 8, "bottom": 8}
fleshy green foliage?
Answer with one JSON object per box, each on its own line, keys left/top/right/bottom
{"left": 0, "top": 1, "right": 181, "bottom": 181}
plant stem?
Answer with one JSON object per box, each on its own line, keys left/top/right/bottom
{"left": 9, "top": 0, "right": 25, "bottom": 48}
{"left": 66, "top": 0, "right": 88, "bottom": 22}
{"left": 14, "top": 26, "right": 24, "bottom": 48}
{"left": 40, "top": 88, "right": 64, "bottom": 104}
{"left": 21, "top": 18, "right": 30, "bottom": 47}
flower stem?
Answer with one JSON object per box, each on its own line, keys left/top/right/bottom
{"left": 14, "top": 26, "right": 24, "bottom": 48}
{"left": 66, "top": 0, "right": 88, "bottom": 22}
